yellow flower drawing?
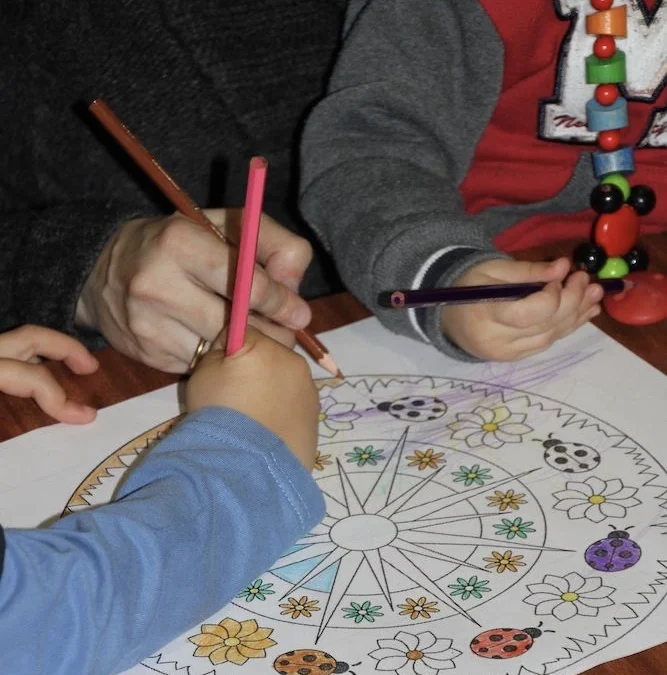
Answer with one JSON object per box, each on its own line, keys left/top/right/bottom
{"left": 397, "top": 596, "right": 440, "bottom": 619}
{"left": 486, "top": 489, "right": 527, "bottom": 512}
{"left": 483, "top": 550, "right": 526, "bottom": 573}
{"left": 406, "top": 448, "right": 445, "bottom": 471}
{"left": 279, "top": 595, "right": 321, "bottom": 619}
{"left": 189, "top": 617, "right": 276, "bottom": 666}
{"left": 313, "top": 452, "right": 332, "bottom": 471}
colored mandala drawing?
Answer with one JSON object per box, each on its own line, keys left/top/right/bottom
{"left": 62, "top": 374, "right": 667, "bottom": 675}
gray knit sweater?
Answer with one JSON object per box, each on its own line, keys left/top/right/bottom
{"left": 300, "top": 0, "right": 599, "bottom": 360}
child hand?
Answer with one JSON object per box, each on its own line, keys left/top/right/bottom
{"left": 0, "top": 325, "right": 99, "bottom": 423}
{"left": 441, "top": 257, "right": 603, "bottom": 361}
{"left": 186, "top": 326, "right": 319, "bottom": 470}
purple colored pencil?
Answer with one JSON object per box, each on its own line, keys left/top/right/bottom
{"left": 378, "top": 278, "right": 632, "bottom": 309}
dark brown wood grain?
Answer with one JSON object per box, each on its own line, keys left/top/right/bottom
{"left": 0, "top": 235, "right": 664, "bottom": 675}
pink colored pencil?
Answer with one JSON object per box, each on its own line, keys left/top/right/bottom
{"left": 226, "top": 157, "right": 269, "bottom": 355}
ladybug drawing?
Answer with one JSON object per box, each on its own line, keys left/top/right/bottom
{"left": 470, "top": 623, "right": 550, "bottom": 659}
{"left": 273, "top": 649, "right": 358, "bottom": 674}
{"left": 539, "top": 433, "right": 601, "bottom": 473}
{"left": 376, "top": 395, "right": 447, "bottom": 422}
{"left": 585, "top": 525, "right": 642, "bottom": 572}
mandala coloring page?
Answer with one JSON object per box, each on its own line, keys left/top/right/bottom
{"left": 64, "top": 373, "right": 667, "bottom": 675}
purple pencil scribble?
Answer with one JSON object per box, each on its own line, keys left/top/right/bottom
{"left": 321, "top": 349, "right": 599, "bottom": 426}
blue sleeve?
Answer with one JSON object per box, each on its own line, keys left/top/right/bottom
{"left": 0, "top": 408, "right": 325, "bottom": 675}
{"left": 0, "top": 526, "right": 4, "bottom": 579}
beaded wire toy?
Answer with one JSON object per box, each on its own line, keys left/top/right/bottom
{"left": 571, "top": 0, "right": 667, "bottom": 325}
{"left": 573, "top": 0, "right": 656, "bottom": 278}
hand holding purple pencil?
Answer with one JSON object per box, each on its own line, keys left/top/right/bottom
{"left": 381, "top": 258, "right": 612, "bottom": 362}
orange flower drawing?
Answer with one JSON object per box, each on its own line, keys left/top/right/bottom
{"left": 279, "top": 595, "right": 321, "bottom": 619}
{"left": 313, "top": 451, "right": 332, "bottom": 471}
{"left": 189, "top": 617, "right": 276, "bottom": 666}
{"left": 406, "top": 448, "right": 445, "bottom": 471}
{"left": 397, "top": 596, "right": 440, "bottom": 619}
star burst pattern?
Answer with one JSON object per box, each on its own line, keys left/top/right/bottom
{"left": 272, "top": 428, "right": 564, "bottom": 642}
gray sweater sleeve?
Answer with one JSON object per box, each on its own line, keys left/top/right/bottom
{"left": 300, "top": 0, "right": 594, "bottom": 359}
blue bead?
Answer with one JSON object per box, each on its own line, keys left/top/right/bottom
{"left": 586, "top": 97, "right": 628, "bottom": 132}
{"left": 592, "top": 146, "right": 635, "bottom": 178}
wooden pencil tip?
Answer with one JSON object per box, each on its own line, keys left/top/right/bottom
{"left": 318, "top": 353, "right": 341, "bottom": 379}
{"left": 336, "top": 369, "right": 345, "bottom": 380}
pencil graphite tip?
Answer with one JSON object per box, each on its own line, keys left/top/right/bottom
{"left": 318, "top": 353, "right": 341, "bottom": 379}
{"left": 335, "top": 369, "right": 345, "bottom": 380}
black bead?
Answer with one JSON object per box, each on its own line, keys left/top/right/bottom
{"left": 573, "top": 242, "right": 608, "bottom": 273}
{"left": 627, "top": 185, "right": 656, "bottom": 216}
{"left": 589, "top": 184, "right": 624, "bottom": 214}
{"left": 623, "top": 246, "right": 649, "bottom": 271}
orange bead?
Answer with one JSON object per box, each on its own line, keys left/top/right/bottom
{"left": 594, "top": 35, "right": 616, "bottom": 59}
{"left": 595, "top": 83, "right": 619, "bottom": 106}
{"left": 591, "top": 0, "right": 613, "bottom": 9}
{"left": 586, "top": 6, "right": 627, "bottom": 37}
{"left": 598, "top": 129, "right": 622, "bottom": 151}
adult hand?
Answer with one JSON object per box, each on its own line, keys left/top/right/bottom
{"left": 186, "top": 325, "right": 319, "bottom": 471}
{"left": 76, "top": 209, "right": 313, "bottom": 373}
{"left": 0, "top": 325, "right": 98, "bottom": 424}
{"left": 441, "top": 257, "right": 603, "bottom": 361}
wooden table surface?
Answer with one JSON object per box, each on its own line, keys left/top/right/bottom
{"left": 0, "top": 234, "right": 665, "bottom": 675}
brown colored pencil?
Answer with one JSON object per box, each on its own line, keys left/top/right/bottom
{"left": 89, "top": 98, "right": 342, "bottom": 379}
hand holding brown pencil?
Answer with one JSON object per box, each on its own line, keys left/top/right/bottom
{"left": 88, "top": 98, "right": 342, "bottom": 378}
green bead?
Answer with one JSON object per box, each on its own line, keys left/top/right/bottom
{"left": 597, "top": 257, "right": 630, "bottom": 279}
{"left": 585, "top": 50, "right": 626, "bottom": 84}
{"left": 601, "top": 173, "right": 631, "bottom": 200}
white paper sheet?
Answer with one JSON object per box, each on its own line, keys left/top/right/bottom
{"left": 1, "top": 318, "right": 666, "bottom": 675}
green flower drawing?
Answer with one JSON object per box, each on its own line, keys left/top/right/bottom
{"left": 493, "top": 517, "right": 536, "bottom": 540}
{"left": 345, "top": 445, "right": 384, "bottom": 466}
{"left": 342, "top": 600, "right": 384, "bottom": 623}
{"left": 236, "top": 578, "right": 275, "bottom": 602}
{"left": 451, "top": 464, "right": 493, "bottom": 487}
{"left": 447, "top": 576, "right": 491, "bottom": 601}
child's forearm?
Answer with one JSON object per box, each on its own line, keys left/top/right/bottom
{"left": 0, "top": 407, "right": 324, "bottom": 675}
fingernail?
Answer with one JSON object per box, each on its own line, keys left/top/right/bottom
{"left": 289, "top": 303, "right": 311, "bottom": 329}
{"left": 586, "top": 285, "right": 604, "bottom": 302}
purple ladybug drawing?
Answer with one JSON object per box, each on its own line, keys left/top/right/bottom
{"left": 585, "top": 525, "right": 642, "bottom": 572}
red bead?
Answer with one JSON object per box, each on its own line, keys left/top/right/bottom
{"left": 594, "top": 84, "right": 619, "bottom": 106}
{"left": 591, "top": 0, "right": 613, "bottom": 10}
{"left": 593, "top": 36, "right": 616, "bottom": 59}
{"left": 593, "top": 204, "right": 639, "bottom": 256}
{"left": 598, "top": 129, "right": 621, "bottom": 151}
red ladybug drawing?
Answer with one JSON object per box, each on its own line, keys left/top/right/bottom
{"left": 273, "top": 648, "right": 358, "bottom": 674}
{"left": 470, "top": 623, "right": 550, "bottom": 659}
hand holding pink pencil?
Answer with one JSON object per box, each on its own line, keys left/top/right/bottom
{"left": 226, "top": 157, "right": 269, "bottom": 355}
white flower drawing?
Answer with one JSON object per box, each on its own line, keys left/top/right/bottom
{"left": 553, "top": 477, "right": 640, "bottom": 523}
{"left": 446, "top": 405, "right": 533, "bottom": 449}
{"left": 369, "top": 630, "right": 461, "bottom": 674}
{"left": 318, "top": 396, "right": 362, "bottom": 438}
{"left": 524, "top": 572, "right": 615, "bottom": 621}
